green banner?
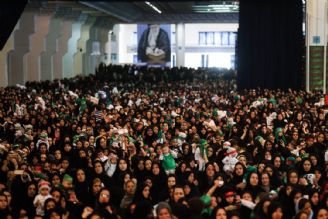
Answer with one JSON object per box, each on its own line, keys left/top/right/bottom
{"left": 309, "top": 46, "right": 324, "bottom": 91}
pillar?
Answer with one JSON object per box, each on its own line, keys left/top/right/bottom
{"left": 99, "top": 23, "right": 113, "bottom": 65}
{"left": 175, "top": 23, "right": 185, "bottom": 67}
{"left": 53, "top": 20, "right": 72, "bottom": 80}
{"left": 7, "top": 11, "right": 34, "bottom": 86}
{"left": 25, "top": 14, "right": 51, "bottom": 82}
{"left": 0, "top": 24, "right": 18, "bottom": 87}
{"left": 74, "top": 16, "right": 96, "bottom": 76}
{"left": 84, "top": 18, "right": 100, "bottom": 76}
{"left": 63, "top": 15, "right": 83, "bottom": 78}
{"left": 306, "top": 0, "right": 328, "bottom": 92}
{"left": 40, "top": 17, "right": 63, "bottom": 81}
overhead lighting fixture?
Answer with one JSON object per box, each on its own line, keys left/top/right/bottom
{"left": 145, "top": 1, "right": 162, "bottom": 14}
{"left": 193, "top": 3, "right": 239, "bottom": 13}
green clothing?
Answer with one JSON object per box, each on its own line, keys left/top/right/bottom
{"left": 76, "top": 98, "right": 87, "bottom": 115}
{"left": 269, "top": 98, "right": 277, "bottom": 105}
{"left": 199, "top": 139, "right": 208, "bottom": 157}
{"left": 162, "top": 153, "right": 176, "bottom": 171}
{"left": 200, "top": 195, "right": 213, "bottom": 216}
{"left": 274, "top": 127, "right": 287, "bottom": 145}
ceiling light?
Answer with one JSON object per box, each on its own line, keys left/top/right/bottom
{"left": 145, "top": 1, "right": 162, "bottom": 14}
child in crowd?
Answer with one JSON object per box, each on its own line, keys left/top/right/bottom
{"left": 159, "top": 144, "right": 178, "bottom": 175}
{"left": 33, "top": 180, "right": 52, "bottom": 216}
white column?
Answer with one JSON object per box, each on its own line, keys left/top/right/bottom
{"left": 176, "top": 23, "right": 185, "bottom": 67}
{"left": 112, "top": 24, "right": 120, "bottom": 64}
{"left": 63, "top": 20, "right": 83, "bottom": 78}
{"left": 324, "top": 1, "right": 327, "bottom": 93}
{"left": 104, "top": 31, "right": 112, "bottom": 65}
{"left": 306, "top": 0, "right": 328, "bottom": 92}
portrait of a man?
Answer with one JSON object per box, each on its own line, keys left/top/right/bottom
{"left": 137, "top": 24, "right": 171, "bottom": 64}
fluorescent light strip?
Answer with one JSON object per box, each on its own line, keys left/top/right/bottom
{"left": 145, "top": 1, "right": 162, "bottom": 14}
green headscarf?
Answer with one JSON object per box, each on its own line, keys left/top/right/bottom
{"left": 212, "top": 108, "right": 218, "bottom": 117}
{"left": 199, "top": 139, "right": 208, "bottom": 157}
{"left": 274, "top": 127, "right": 287, "bottom": 145}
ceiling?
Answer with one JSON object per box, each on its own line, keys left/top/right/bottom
{"left": 27, "top": 1, "right": 239, "bottom": 24}
{"left": 80, "top": 1, "right": 239, "bottom": 23}
{"left": 26, "top": 1, "right": 122, "bottom": 24}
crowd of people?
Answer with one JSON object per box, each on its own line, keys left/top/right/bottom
{"left": 0, "top": 64, "right": 327, "bottom": 219}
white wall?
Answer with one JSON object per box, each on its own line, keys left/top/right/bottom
{"left": 184, "top": 23, "right": 238, "bottom": 46}
{"left": 185, "top": 52, "right": 235, "bottom": 68}
{"left": 117, "top": 24, "right": 137, "bottom": 64}
{"left": 307, "top": 0, "right": 327, "bottom": 46}
{"left": 208, "top": 52, "right": 235, "bottom": 68}
{"left": 185, "top": 53, "right": 202, "bottom": 68}
{"left": 184, "top": 23, "right": 237, "bottom": 68}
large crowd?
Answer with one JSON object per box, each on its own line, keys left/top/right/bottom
{"left": 0, "top": 64, "right": 327, "bottom": 219}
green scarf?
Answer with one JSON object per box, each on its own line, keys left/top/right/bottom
{"left": 274, "top": 128, "right": 287, "bottom": 145}
{"left": 199, "top": 139, "right": 208, "bottom": 157}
